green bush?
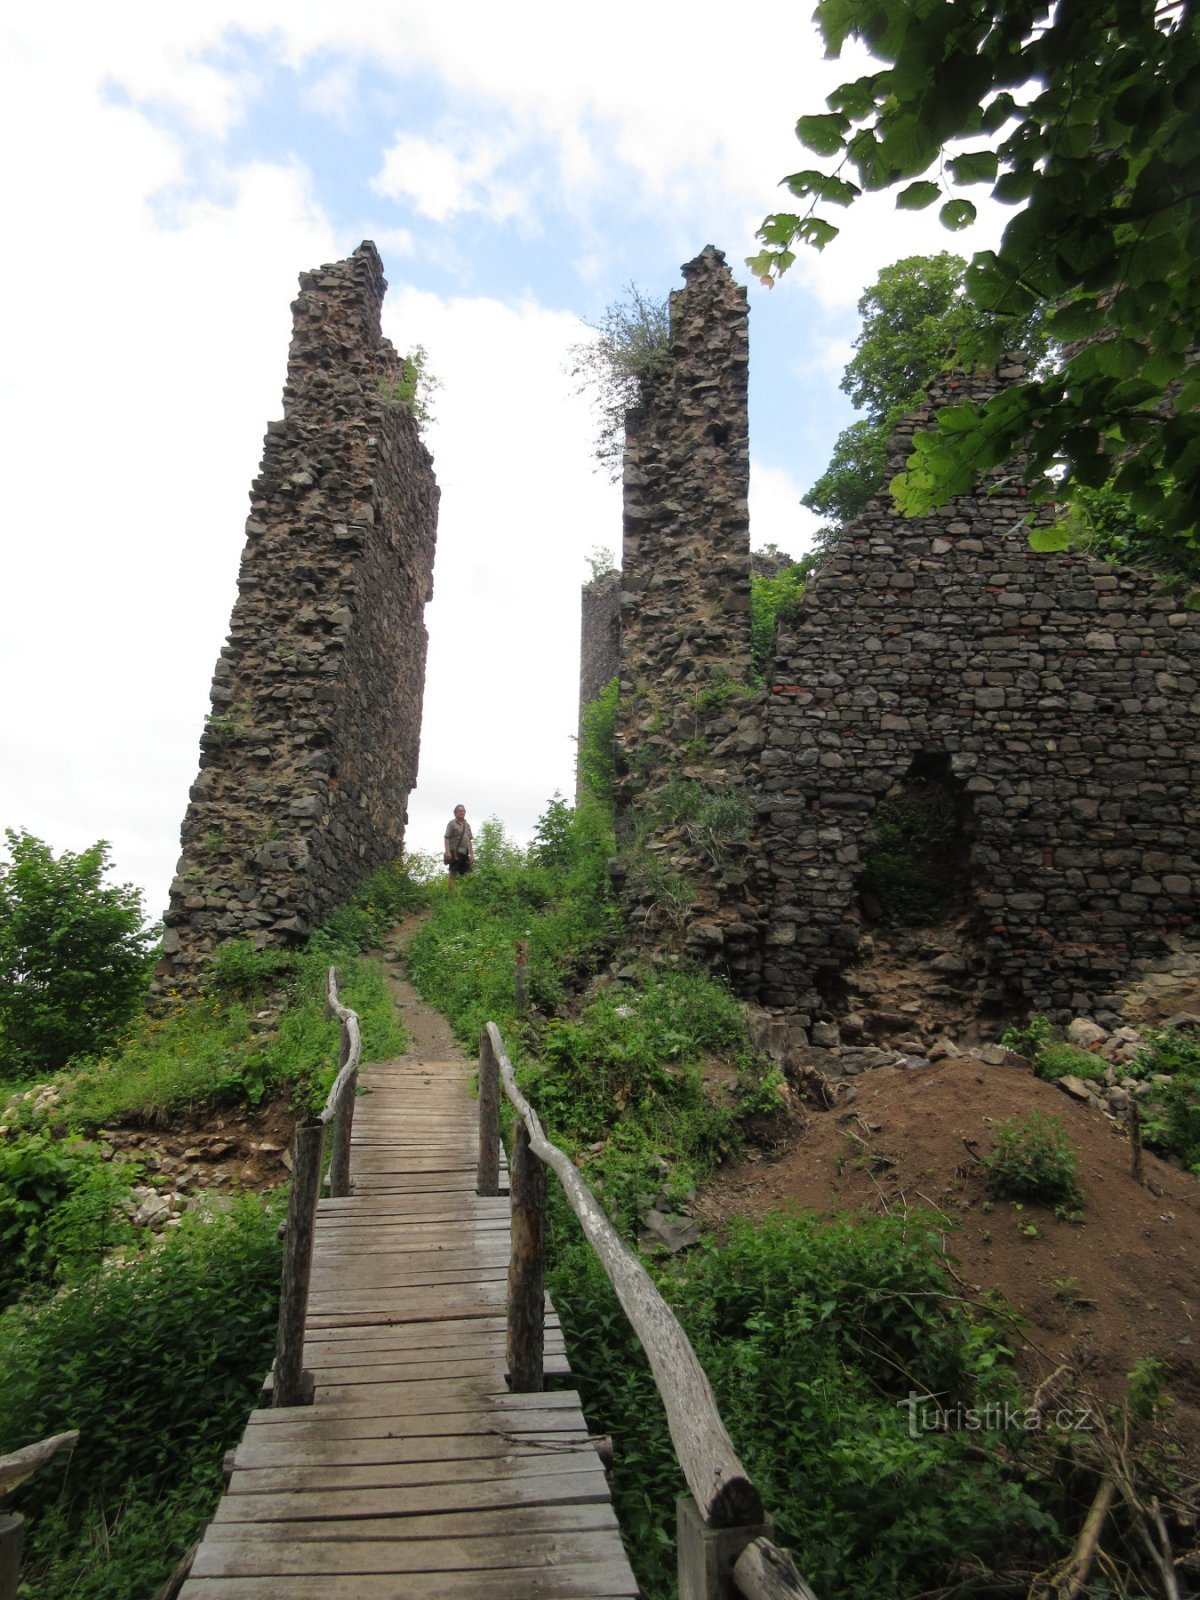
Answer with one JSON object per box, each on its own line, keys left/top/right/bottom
{"left": 0, "top": 1132, "right": 137, "bottom": 1305}
{"left": 1130, "top": 1028, "right": 1200, "bottom": 1171}
{"left": 550, "top": 1211, "right": 1055, "bottom": 1600}
{"left": 0, "top": 832, "right": 155, "bottom": 1079}
{"left": 1034, "top": 1042, "right": 1105, "bottom": 1082}
{"left": 983, "top": 1112, "right": 1083, "bottom": 1210}
{"left": 0, "top": 1195, "right": 282, "bottom": 1598}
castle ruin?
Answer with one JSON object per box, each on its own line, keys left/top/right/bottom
{"left": 158, "top": 243, "right": 437, "bottom": 987}
{"left": 584, "top": 247, "right": 1199, "bottom": 1026}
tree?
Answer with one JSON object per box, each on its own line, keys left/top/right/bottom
{"left": 569, "top": 285, "right": 670, "bottom": 481}
{"left": 806, "top": 252, "right": 1048, "bottom": 523}
{"left": 751, "top": 0, "right": 1200, "bottom": 563}
{"left": 0, "top": 832, "right": 155, "bottom": 1076}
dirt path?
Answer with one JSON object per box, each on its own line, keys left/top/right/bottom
{"left": 376, "top": 911, "right": 465, "bottom": 1062}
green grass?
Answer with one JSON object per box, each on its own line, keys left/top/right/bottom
{"left": 0, "top": 1195, "right": 282, "bottom": 1599}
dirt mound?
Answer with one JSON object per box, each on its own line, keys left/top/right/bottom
{"left": 698, "top": 1053, "right": 1200, "bottom": 1453}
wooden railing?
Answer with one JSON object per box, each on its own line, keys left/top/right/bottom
{"left": 477, "top": 1021, "right": 818, "bottom": 1600}
{"left": 272, "top": 968, "right": 361, "bottom": 1408}
{"left": 0, "top": 1431, "right": 78, "bottom": 1600}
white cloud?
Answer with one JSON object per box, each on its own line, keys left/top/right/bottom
{"left": 372, "top": 129, "right": 529, "bottom": 225}
{"left": 750, "top": 463, "right": 825, "bottom": 559}
{"left": 379, "top": 288, "right": 619, "bottom": 854}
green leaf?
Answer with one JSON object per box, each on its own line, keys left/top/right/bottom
{"left": 940, "top": 198, "right": 978, "bottom": 230}
{"left": 896, "top": 180, "right": 941, "bottom": 210}
{"left": 796, "top": 112, "right": 850, "bottom": 156}
{"left": 795, "top": 217, "right": 841, "bottom": 251}
{"left": 948, "top": 150, "right": 999, "bottom": 185}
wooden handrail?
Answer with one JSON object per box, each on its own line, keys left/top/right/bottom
{"left": 321, "top": 967, "right": 361, "bottom": 1199}
{"left": 482, "top": 1020, "right": 815, "bottom": 1597}
{"left": 272, "top": 969, "right": 361, "bottom": 1408}
{"left": 1, "top": 1431, "right": 79, "bottom": 1600}
{"left": 484, "top": 1020, "right": 761, "bottom": 1529}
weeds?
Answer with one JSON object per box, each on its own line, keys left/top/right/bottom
{"left": 983, "top": 1111, "right": 1084, "bottom": 1210}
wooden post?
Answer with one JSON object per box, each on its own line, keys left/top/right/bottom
{"left": 477, "top": 1027, "right": 501, "bottom": 1196}
{"left": 732, "top": 1535, "right": 819, "bottom": 1599}
{"left": 1129, "top": 1099, "right": 1145, "bottom": 1185}
{"left": 514, "top": 938, "right": 530, "bottom": 1016}
{"left": 273, "top": 1119, "right": 324, "bottom": 1407}
{"left": 326, "top": 1025, "right": 359, "bottom": 1200}
{"left": 507, "top": 1120, "right": 546, "bottom": 1392}
{"left": 0, "top": 1514, "right": 23, "bottom": 1600}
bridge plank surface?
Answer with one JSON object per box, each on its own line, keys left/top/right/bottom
{"left": 179, "top": 1055, "right": 637, "bottom": 1599}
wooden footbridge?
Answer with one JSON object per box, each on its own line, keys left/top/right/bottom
{"left": 173, "top": 981, "right": 815, "bottom": 1600}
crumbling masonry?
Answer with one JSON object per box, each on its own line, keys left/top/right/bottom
{"left": 585, "top": 247, "right": 1199, "bottom": 1025}
{"left": 159, "top": 243, "right": 437, "bottom": 987}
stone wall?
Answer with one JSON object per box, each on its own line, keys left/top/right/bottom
{"left": 577, "top": 567, "right": 620, "bottom": 799}
{"left": 760, "top": 364, "right": 1200, "bottom": 1021}
{"left": 610, "top": 246, "right": 765, "bottom": 984}
{"left": 158, "top": 242, "right": 438, "bottom": 987}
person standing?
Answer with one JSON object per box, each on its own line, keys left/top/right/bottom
{"left": 443, "top": 804, "right": 474, "bottom": 892}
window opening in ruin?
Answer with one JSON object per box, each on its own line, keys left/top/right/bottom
{"left": 709, "top": 422, "right": 730, "bottom": 446}
{"left": 858, "top": 752, "right": 973, "bottom": 927}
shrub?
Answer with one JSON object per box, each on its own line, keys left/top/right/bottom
{"left": 549, "top": 1210, "right": 1055, "bottom": 1600}
{"left": 0, "top": 1132, "right": 137, "bottom": 1305}
{"left": 1034, "top": 1042, "right": 1105, "bottom": 1083}
{"left": 1128, "top": 1028, "right": 1200, "bottom": 1172}
{"left": 983, "top": 1111, "right": 1083, "bottom": 1210}
{"left": 0, "top": 832, "right": 155, "bottom": 1078}
{"left": 0, "top": 1196, "right": 281, "bottom": 1598}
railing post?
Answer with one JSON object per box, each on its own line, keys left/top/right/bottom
{"left": 477, "top": 1027, "right": 501, "bottom": 1197}
{"left": 273, "top": 1118, "right": 324, "bottom": 1407}
{"left": 678, "top": 1498, "right": 780, "bottom": 1600}
{"left": 0, "top": 1514, "right": 23, "bottom": 1600}
{"left": 507, "top": 1120, "right": 546, "bottom": 1392}
{"left": 327, "top": 1013, "right": 360, "bottom": 1199}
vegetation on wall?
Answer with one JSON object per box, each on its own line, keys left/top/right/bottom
{"left": 749, "top": 558, "right": 812, "bottom": 681}
{"left": 568, "top": 283, "right": 671, "bottom": 480}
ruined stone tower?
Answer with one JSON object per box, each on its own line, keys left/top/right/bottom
{"left": 159, "top": 242, "right": 438, "bottom": 986}
{"left": 609, "top": 247, "right": 766, "bottom": 984}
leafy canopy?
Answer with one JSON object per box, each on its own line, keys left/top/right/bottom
{"left": 806, "top": 251, "right": 1047, "bottom": 523}
{"left": 0, "top": 831, "right": 155, "bottom": 1076}
{"left": 751, "top": 0, "right": 1200, "bottom": 557}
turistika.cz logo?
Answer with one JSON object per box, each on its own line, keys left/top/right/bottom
{"left": 899, "top": 1392, "right": 1095, "bottom": 1438}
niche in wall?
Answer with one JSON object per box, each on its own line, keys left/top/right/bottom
{"left": 858, "top": 751, "right": 974, "bottom": 927}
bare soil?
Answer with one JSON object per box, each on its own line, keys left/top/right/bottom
{"left": 697, "top": 1053, "right": 1200, "bottom": 1459}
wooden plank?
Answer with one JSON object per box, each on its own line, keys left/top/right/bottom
{"left": 201, "top": 1502, "right": 622, "bottom": 1543}
{"left": 241, "top": 1403, "right": 588, "bottom": 1442}
{"left": 212, "top": 1468, "right": 612, "bottom": 1524}
{"left": 191, "top": 1530, "right": 630, "bottom": 1578}
{"left": 232, "top": 1430, "right": 593, "bottom": 1471}
{"left": 225, "top": 1453, "right": 608, "bottom": 1498}
{"left": 181, "top": 1567, "right": 637, "bottom": 1598}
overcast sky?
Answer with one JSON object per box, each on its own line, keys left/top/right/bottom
{"left": 0, "top": 2, "right": 1006, "bottom": 920}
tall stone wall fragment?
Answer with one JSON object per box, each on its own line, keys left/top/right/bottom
{"left": 158, "top": 242, "right": 438, "bottom": 987}
{"left": 612, "top": 247, "right": 765, "bottom": 986}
